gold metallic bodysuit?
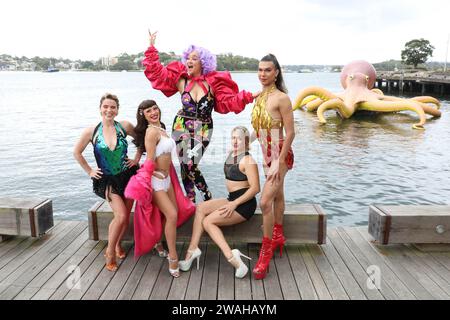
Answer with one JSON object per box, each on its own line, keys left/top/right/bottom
{"left": 250, "top": 85, "right": 294, "bottom": 169}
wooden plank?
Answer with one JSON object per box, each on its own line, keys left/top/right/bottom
{"left": 167, "top": 243, "right": 190, "bottom": 300}
{"left": 307, "top": 244, "right": 348, "bottom": 300}
{"left": 81, "top": 241, "right": 133, "bottom": 300}
{"left": 319, "top": 239, "right": 367, "bottom": 300}
{"left": 370, "top": 205, "right": 450, "bottom": 244}
{"left": 131, "top": 251, "right": 164, "bottom": 300}
{"left": 0, "top": 237, "right": 40, "bottom": 269}
{"left": 337, "top": 227, "right": 400, "bottom": 300}
{"left": 50, "top": 241, "right": 107, "bottom": 300}
{"left": 248, "top": 244, "right": 265, "bottom": 300}
{"left": 0, "top": 221, "right": 79, "bottom": 286}
{"left": 0, "top": 221, "right": 70, "bottom": 277}
{"left": 383, "top": 245, "right": 450, "bottom": 299}
{"left": 100, "top": 244, "right": 138, "bottom": 300}
{"left": 13, "top": 227, "right": 90, "bottom": 300}
{"left": 64, "top": 241, "right": 115, "bottom": 300}
{"left": 0, "top": 197, "right": 53, "bottom": 237}
{"left": 406, "top": 245, "right": 450, "bottom": 285}
{"left": 344, "top": 227, "right": 415, "bottom": 300}
{"left": 217, "top": 243, "right": 235, "bottom": 300}
{"left": 199, "top": 243, "right": 219, "bottom": 300}
{"left": 95, "top": 203, "right": 326, "bottom": 244}
{"left": 429, "top": 252, "right": 450, "bottom": 271}
{"left": 328, "top": 228, "right": 385, "bottom": 300}
{"left": 31, "top": 239, "right": 102, "bottom": 300}
{"left": 262, "top": 249, "right": 283, "bottom": 300}
{"left": 400, "top": 245, "right": 450, "bottom": 296}
{"left": 0, "top": 221, "right": 85, "bottom": 299}
{"left": 149, "top": 243, "right": 183, "bottom": 300}
{"left": 356, "top": 227, "right": 436, "bottom": 299}
{"left": 184, "top": 242, "right": 207, "bottom": 300}
{"left": 117, "top": 254, "right": 152, "bottom": 300}
{"left": 234, "top": 243, "right": 252, "bottom": 300}
{"left": 285, "top": 245, "right": 317, "bottom": 300}
{"left": 273, "top": 246, "right": 301, "bottom": 300}
{"left": 0, "top": 237, "right": 27, "bottom": 257}
{"left": 299, "top": 244, "right": 331, "bottom": 300}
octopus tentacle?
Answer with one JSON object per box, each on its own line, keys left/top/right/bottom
{"left": 358, "top": 100, "right": 426, "bottom": 130}
{"left": 317, "top": 98, "right": 353, "bottom": 124}
{"left": 371, "top": 88, "right": 384, "bottom": 95}
{"left": 293, "top": 87, "right": 338, "bottom": 111}
{"left": 306, "top": 98, "right": 324, "bottom": 112}
{"left": 410, "top": 96, "right": 441, "bottom": 109}
{"left": 416, "top": 102, "right": 441, "bottom": 117}
{"left": 300, "top": 95, "right": 319, "bottom": 107}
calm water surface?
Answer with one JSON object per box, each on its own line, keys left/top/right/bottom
{"left": 0, "top": 71, "right": 449, "bottom": 226}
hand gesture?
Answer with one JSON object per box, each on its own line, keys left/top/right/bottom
{"left": 89, "top": 168, "right": 103, "bottom": 180}
{"left": 218, "top": 201, "right": 237, "bottom": 218}
{"left": 125, "top": 157, "right": 139, "bottom": 168}
{"left": 266, "top": 158, "right": 280, "bottom": 184}
{"left": 252, "top": 91, "right": 262, "bottom": 99}
{"left": 148, "top": 29, "right": 158, "bottom": 46}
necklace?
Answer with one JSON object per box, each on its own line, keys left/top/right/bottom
{"left": 256, "top": 84, "right": 277, "bottom": 105}
{"left": 148, "top": 124, "right": 165, "bottom": 132}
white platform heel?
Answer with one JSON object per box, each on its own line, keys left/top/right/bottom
{"left": 228, "top": 249, "right": 252, "bottom": 278}
{"left": 167, "top": 257, "right": 180, "bottom": 278}
{"left": 179, "top": 248, "right": 202, "bottom": 271}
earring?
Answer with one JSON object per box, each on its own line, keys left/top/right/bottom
{"left": 139, "top": 112, "right": 143, "bottom": 116}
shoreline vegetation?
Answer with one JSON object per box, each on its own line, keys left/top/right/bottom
{"left": 1, "top": 52, "right": 449, "bottom": 74}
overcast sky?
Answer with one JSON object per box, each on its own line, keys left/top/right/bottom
{"left": 1, "top": 0, "right": 449, "bottom": 65}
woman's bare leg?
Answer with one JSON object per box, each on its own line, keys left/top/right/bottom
{"left": 185, "top": 198, "right": 228, "bottom": 260}
{"left": 202, "top": 210, "right": 246, "bottom": 266}
{"left": 152, "top": 187, "right": 179, "bottom": 271}
{"left": 115, "top": 198, "right": 133, "bottom": 254}
{"left": 107, "top": 192, "right": 130, "bottom": 264}
{"left": 260, "top": 164, "right": 289, "bottom": 237}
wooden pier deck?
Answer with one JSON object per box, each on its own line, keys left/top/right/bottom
{"left": 0, "top": 220, "right": 449, "bottom": 300}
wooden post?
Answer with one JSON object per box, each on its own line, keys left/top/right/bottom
{"left": 0, "top": 235, "right": 12, "bottom": 242}
{"left": 421, "top": 83, "right": 426, "bottom": 95}
{"left": 387, "top": 81, "right": 392, "bottom": 93}
{"left": 409, "top": 81, "right": 414, "bottom": 93}
{"left": 399, "top": 75, "right": 404, "bottom": 94}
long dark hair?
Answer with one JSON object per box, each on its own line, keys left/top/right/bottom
{"left": 133, "top": 100, "right": 166, "bottom": 153}
{"left": 260, "top": 54, "right": 288, "bottom": 94}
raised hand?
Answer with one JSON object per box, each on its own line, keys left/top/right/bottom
{"left": 148, "top": 29, "right": 158, "bottom": 46}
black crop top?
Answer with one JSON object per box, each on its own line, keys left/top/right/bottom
{"left": 224, "top": 151, "right": 249, "bottom": 181}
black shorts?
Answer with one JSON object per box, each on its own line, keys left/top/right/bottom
{"left": 227, "top": 188, "right": 257, "bottom": 220}
{"left": 92, "top": 166, "right": 138, "bottom": 200}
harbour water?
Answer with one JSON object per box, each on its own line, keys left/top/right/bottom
{"left": 0, "top": 71, "right": 449, "bottom": 226}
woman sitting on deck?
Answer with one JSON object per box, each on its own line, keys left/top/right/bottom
{"left": 179, "top": 126, "right": 260, "bottom": 278}
{"left": 73, "top": 93, "right": 139, "bottom": 272}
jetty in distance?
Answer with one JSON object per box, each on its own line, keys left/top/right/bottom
{"left": 375, "top": 71, "right": 450, "bottom": 96}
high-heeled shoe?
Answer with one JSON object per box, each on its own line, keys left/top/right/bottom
{"left": 104, "top": 252, "right": 118, "bottom": 272}
{"left": 115, "top": 247, "right": 126, "bottom": 259}
{"left": 153, "top": 242, "right": 168, "bottom": 258}
{"left": 228, "top": 249, "right": 251, "bottom": 279}
{"left": 252, "top": 237, "right": 273, "bottom": 280}
{"left": 167, "top": 257, "right": 180, "bottom": 278}
{"left": 272, "top": 223, "right": 286, "bottom": 258}
{"left": 179, "top": 248, "right": 202, "bottom": 271}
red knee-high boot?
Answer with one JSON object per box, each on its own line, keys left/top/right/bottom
{"left": 272, "top": 223, "right": 286, "bottom": 258}
{"left": 252, "top": 237, "right": 273, "bottom": 280}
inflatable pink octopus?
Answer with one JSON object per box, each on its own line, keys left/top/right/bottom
{"left": 293, "top": 60, "right": 441, "bottom": 129}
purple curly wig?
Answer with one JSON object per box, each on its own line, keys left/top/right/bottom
{"left": 181, "top": 45, "right": 217, "bottom": 75}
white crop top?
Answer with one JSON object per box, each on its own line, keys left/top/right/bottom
{"left": 155, "top": 135, "right": 176, "bottom": 158}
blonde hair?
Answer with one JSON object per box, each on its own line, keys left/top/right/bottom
{"left": 232, "top": 126, "right": 250, "bottom": 151}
